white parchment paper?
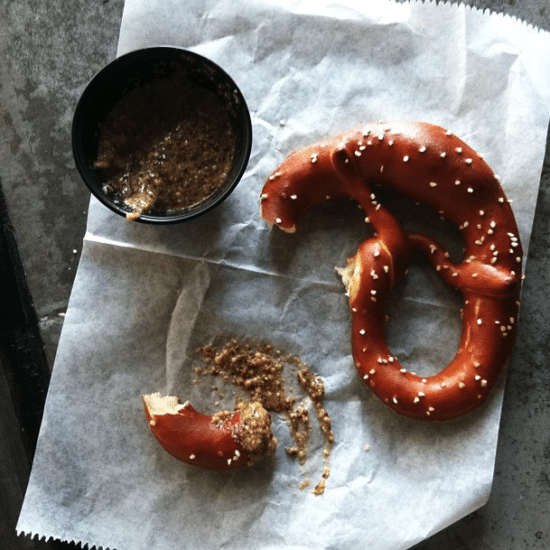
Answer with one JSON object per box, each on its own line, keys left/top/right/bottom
{"left": 18, "top": 1, "right": 550, "bottom": 549}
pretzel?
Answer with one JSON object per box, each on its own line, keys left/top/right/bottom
{"left": 142, "top": 393, "right": 277, "bottom": 470}
{"left": 261, "top": 121, "right": 523, "bottom": 420}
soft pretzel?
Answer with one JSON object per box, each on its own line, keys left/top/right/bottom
{"left": 142, "top": 393, "right": 277, "bottom": 470}
{"left": 261, "top": 121, "right": 522, "bottom": 421}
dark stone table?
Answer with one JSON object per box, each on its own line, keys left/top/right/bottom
{"left": 1, "top": 1, "right": 548, "bottom": 549}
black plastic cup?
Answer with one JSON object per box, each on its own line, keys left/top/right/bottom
{"left": 72, "top": 46, "right": 253, "bottom": 224}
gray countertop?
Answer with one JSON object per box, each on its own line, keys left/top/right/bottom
{"left": 1, "top": 0, "right": 549, "bottom": 549}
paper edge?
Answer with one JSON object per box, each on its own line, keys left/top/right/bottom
{"left": 14, "top": 530, "right": 111, "bottom": 550}
{"left": 400, "top": 0, "right": 550, "bottom": 36}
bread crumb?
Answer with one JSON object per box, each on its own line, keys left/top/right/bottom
{"left": 195, "top": 340, "right": 334, "bottom": 494}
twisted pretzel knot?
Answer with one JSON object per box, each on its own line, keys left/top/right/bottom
{"left": 261, "top": 121, "right": 522, "bottom": 420}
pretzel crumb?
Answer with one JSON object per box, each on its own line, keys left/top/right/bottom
{"left": 195, "top": 340, "right": 333, "bottom": 494}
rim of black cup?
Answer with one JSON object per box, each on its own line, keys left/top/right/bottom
{"left": 72, "top": 46, "right": 253, "bottom": 224}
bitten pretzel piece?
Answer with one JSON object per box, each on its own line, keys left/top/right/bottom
{"left": 261, "top": 121, "right": 522, "bottom": 421}
{"left": 142, "top": 393, "right": 277, "bottom": 470}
